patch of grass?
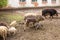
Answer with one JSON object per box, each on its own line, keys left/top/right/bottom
{"left": 0, "top": 13, "right": 24, "bottom": 24}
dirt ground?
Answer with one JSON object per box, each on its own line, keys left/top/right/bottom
{"left": 0, "top": 12, "right": 60, "bottom": 40}
{"left": 6, "top": 17, "right": 60, "bottom": 40}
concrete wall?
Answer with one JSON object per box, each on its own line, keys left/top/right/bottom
{"left": 8, "top": 0, "right": 60, "bottom": 7}
{"left": 8, "top": 0, "right": 20, "bottom": 7}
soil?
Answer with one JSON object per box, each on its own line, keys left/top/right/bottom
{"left": 7, "top": 17, "right": 60, "bottom": 40}
{"left": 0, "top": 12, "right": 60, "bottom": 40}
